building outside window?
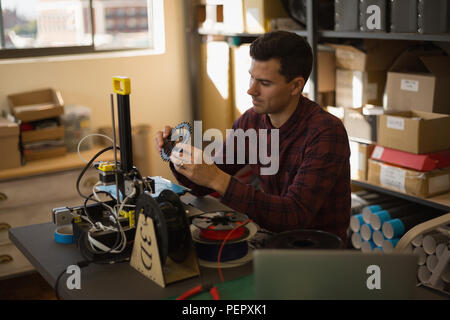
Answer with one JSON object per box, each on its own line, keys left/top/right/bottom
{"left": 0, "top": 0, "right": 164, "bottom": 58}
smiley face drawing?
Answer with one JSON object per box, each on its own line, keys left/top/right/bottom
{"left": 140, "top": 217, "right": 153, "bottom": 271}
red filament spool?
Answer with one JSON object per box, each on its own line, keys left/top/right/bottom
{"left": 199, "top": 224, "right": 246, "bottom": 241}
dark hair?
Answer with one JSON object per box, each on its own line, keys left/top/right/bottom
{"left": 249, "top": 31, "right": 313, "bottom": 83}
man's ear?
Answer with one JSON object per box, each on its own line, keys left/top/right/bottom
{"left": 290, "top": 76, "right": 305, "bottom": 96}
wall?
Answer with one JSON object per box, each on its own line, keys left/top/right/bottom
{"left": 0, "top": 0, "right": 191, "bottom": 180}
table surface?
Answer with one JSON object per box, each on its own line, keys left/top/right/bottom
{"left": 8, "top": 195, "right": 449, "bottom": 300}
{"left": 8, "top": 195, "right": 254, "bottom": 300}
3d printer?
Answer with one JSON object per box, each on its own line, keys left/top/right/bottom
{"left": 51, "top": 77, "right": 192, "bottom": 266}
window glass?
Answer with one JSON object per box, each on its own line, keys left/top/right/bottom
{"left": 0, "top": 0, "right": 158, "bottom": 58}
{"left": 92, "top": 0, "right": 151, "bottom": 50}
{"left": 1, "top": 0, "right": 92, "bottom": 49}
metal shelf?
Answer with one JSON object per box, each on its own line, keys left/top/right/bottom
{"left": 190, "top": 1, "right": 450, "bottom": 215}
{"left": 197, "top": 30, "right": 308, "bottom": 38}
{"left": 197, "top": 30, "right": 450, "bottom": 42}
{"left": 320, "top": 30, "right": 450, "bottom": 42}
{"left": 352, "top": 180, "right": 450, "bottom": 212}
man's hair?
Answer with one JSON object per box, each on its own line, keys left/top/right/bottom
{"left": 249, "top": 31, "right": 313, "bottom": 83}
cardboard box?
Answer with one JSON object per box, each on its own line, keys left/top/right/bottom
{"left": 317, "top": 48, "right": 336, "bottom": 92}
{"left": 371, "top": 145, "right": 450, "bottom": 172}
{"left": 223, "top": 0, "right": 245, "bottom": 33}
{"left": 8, "top": 88, "right": 64, "bottom": 122}
{"left": 377, "top": 111, "right": 450, "bottom": 154}
{"left": 198, "top": 1, "right": 226, "bottom": 33}
{"left": 368, "top": 159, "right": 450, "bottom": 198}
{"left": 343, "top": 107, "right": 379, "bottom": 144}
{"left": 21, "top": 126, "right": 65, "bottom": 144}
{"left": 243, "top": 0, "right": 288, "bottom": 33}
{"left": 336, "top": 69, "right": 386, "bottom": 108}
{"left": 23, "top": 146, "right": 67, "bottom": 162}
{"left": 330, "top": 40, "right": 411, "bottom": 72}
{"left": 385, "top": 53, "right": 450, "bottom": 114}
{"left": 317, "top": 91, "right": 335, "bottom": 108}
{"left": 0, "top": 117, "right": 21, "bottom": 170}
{"left": 350, "top": 141, "right": 375, "bottom": 181}
{"left": 305, "top": 47, "right": 336, "bottom": 94}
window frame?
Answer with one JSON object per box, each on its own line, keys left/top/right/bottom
{"left": 0, "top": 0, "right": 161, "bottom": 60}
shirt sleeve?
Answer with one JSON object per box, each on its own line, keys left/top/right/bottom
{"left": 220, "top": 123, "right": 350, "bottom": 232}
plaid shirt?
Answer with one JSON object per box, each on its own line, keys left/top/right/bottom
{"left": 171, "top": 96, "right": 351, "bottom": 244}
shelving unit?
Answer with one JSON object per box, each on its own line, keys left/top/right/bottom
{"left": 352, "top": 180, "right": 450, "bottom": 212}
{"left": 185, "top": 0, "right": 450, "bottom": 214}
{"left": 320, "top": 30, "right": 450, "bottom": 42}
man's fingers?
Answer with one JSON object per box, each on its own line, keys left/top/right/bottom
{"left": 155, "top": 131, "right": 164, "bottom": 151}
{"left": 155, "top": 126, "right": 173, "bottom": 152}
{"left": 163, "top": 126, "right": 172, "bottom": 138}
{"left": 170, "top": 154, "right": 185, "bottom": 168}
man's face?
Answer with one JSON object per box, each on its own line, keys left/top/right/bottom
{"left": 247, "top": 58, "right": 299, "bottom": 115}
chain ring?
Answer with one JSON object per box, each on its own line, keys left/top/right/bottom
{"left": 160, "top": 122, "right": 192, "bottom": 161}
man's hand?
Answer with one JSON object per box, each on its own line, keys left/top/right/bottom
{"left": 155, "top": 125, "right": 173, "bottom": 153}
{"left": 170, "top": 143, "right": 231, "bottom": 196}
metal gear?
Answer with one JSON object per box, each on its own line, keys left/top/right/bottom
{"left": 160, "top": 122, "right": 192, "bottom": 161}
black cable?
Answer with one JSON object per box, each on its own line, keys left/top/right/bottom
{"left": 54, "top": 268, "right": 66, "bottom": 300}
{"left": 82, "top": 190, "right": 115, "bottom": 221}
{"left": 81, "top": 192, "right": 123, "bottom": 256}
{"left": 76, "top": 146, "right": 120, "bottom": 200}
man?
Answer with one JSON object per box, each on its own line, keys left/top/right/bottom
{"left": 156, "top": 31, "right": 351, "bottom": 244}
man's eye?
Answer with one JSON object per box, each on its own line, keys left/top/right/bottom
{"left": 261, "top": 82, "right": 270, "bottom": 86}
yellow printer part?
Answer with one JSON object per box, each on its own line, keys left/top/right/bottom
{"left": 98, "top": 162, "right": 117, "bottom": 172}
{"left": 113, "top": 76, "right": 131, "bottom": 95}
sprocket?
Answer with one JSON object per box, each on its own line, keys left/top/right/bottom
{"left": 160, "top": 122, "right": 192, "bottom": 161}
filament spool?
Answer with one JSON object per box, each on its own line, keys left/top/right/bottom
{"left": 135, "top": 190, "right": 191, "bottom": 265}
{"left": 191, "top": 211, "right": 255, "bottom": 264}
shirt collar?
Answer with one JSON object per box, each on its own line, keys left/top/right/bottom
{"left": 263, "top": 95, "right": 309, "bottom": 135}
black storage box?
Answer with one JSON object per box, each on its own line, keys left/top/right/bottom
{"left": 359, "top": 0, "right": 387, "bottom": 32}
{"left": 390, "top": 0, "right": 417, "bottom": 33}
{"left": 334, "top": 0, "right": 359, "bottom": 31}
{"left": 418, "top": 0, "right": 448, "bottom": 34}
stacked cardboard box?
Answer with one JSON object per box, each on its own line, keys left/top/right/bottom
{"left": 7, "top": 88, "right": 67, "bottom": 162}
{"left": 368, "top": 111, "right": 450, "bottom": 198}
{"left": 331, "top": 40, "right": 410, "bottom": 183}
{"left": 343, "top": 105, "right": 382, "bottom": 182}
{"left": 304, "top": 45, "right": 336, "bottom": 108}
{"left": 333, "top": 40, "right": 409, "bottom": 109}
{"left": 384, "top": 50, "right": 450, "bottom": 115}
{"left": 197, "top": 0, "right": 226, "bottom": 34}
{"left": 197, "top": 0, "right": 291, "bottom": 34}
{"left": 0, "top": 117, "right": 21, "bottom": 170}
{"left": 242, "top": 0, "right": 289, "bottom": 33}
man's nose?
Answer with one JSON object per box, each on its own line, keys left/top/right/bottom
{"left": 247, "top": 81, "right": 259, "bottom": 96}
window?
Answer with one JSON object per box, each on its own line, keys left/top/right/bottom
{"left": 0, "top": 0, "right": 164, "bottom": 59}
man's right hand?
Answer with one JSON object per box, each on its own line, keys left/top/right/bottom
{"left": 155, "top": 125, "right": 173, "bottom": 153}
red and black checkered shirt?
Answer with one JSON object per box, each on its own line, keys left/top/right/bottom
{"left": 171, "top": 95, "right": 351, "bottom": 244}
